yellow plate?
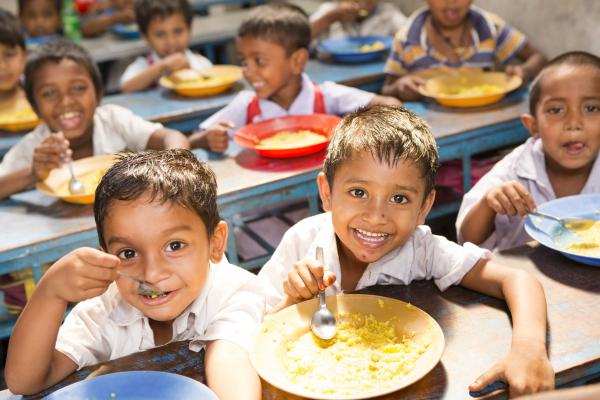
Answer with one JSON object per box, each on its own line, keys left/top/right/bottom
{"left": 36, "top": 154, "right": 116, "bottom": 204}
{"left": 0, "top": 97, "right": 41, "bottom": 132}
{"left": 251, "top": 294, "right": 444, "bottom": 400}
{"left": 418, "top": 71, "right": 522, "bottom": 108}
{"left": 159, "top": 65, "right": 243, "bottom": 97}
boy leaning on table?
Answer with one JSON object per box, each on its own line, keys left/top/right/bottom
{"left": 456, "top": 51, "right": 600, "bottom": 251}
{"left": 258, "top": 105, "right": 555, "bottom": 397}
{"left": 5, "top": 149, "right": 265, "bottom": 400}
{"left": 188, "top": 2, "right": 400, "bottom": 153}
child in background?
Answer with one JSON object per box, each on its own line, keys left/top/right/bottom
{"left": 18, "top": 0, "right": 61, "bottom": 48}
{"left": 456, "top": 52, "right": 600, "bottom": 250}
{"left": 5, "top": 149, "right": 264, "bottom": 399}
{"left": 189, "top": 2, "right": 400, "bottom": 152}
{"left": 120, "top": 0, "right": 212, "bottom": 93}
{"left": 382, "top": 0, "right": 546, "bottom": 101}
{"left": 310, "top": 0, "right": 406, "bottom": 43}
{"left": 0, "top": 9, "right": 30, "bottom": 112}
{"left": 0, "top": 39, "right": 189, "bottom": 200}
{"left": 80, "top": 0, "right": 136, "bottom": 37}
{"left": 259, "top": 105, "right": 555, "bottom": 397}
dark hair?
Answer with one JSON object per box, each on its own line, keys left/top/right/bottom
{"left": 24, "top": 38, "right": 103, "bottom": 113}
{"left": 529, "top": 51, "right": 600, "bottom": 115}
{"left": 323, "top": 105, "right": 439, "bottom": 199}
{"left": 18, "top": 0, "right": 61, "bottom": 15}
{"left": 0, "top": 9, "right": 25, "bottom": 49}
{"left": 135, "top": 0, "right": 193, "bottom": 35}
{"left": 237, "top": 2, "right": 310, "bottom": 54}
{"left": 94, "top": 149, "right": 221, "bottom": 249}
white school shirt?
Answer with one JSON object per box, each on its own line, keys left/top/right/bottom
{"left": 258, "top": 212, "right": 490, "bottom": 310}
{"left": 198, "top": 73, "right": 375, "bottom": 134}
{"left": 0, "top": 104, "right": 162, "bottom": 176}
{"left": 120, "top": 49, "right": 213, "bottom": 86}
{"left": 55, "top": 259, "right": 266, "bottom": 368}
{"left": 456, "top": 137, "right": 600, "bottom": 251}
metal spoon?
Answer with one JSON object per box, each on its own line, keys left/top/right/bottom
{"left": 57, "top": 132, "right": 84, "bottom": 194}
{"left": 118, "top": 271, "right": 165, "bottom": 298}
{"left": 528, "top": 211, "right": 596, "bottom": 231}
{"left": 310, "top": 246, "right": 337, "bottom": 340}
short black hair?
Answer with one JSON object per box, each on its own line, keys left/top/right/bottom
{"left": 323, "top": 105, "right": 439, "bottom": 200}
{"left": 237, "top": 2, "right": 310, "bottom": 54}
{"left": 135, "top": 0, "right": 194, "bottom": 35}
{"left": 24, "top": 38, "right": 103, "bottom": 113}
{"left": 0, "top": 9, "right": 25, "bottom": 49}
{"left": 94, "top": 149, "right": 221, "bottom": 250}
{"left": 18, "top": 0, "right": 61, "bottom": 15}
{"left": 529, "top": 51, "right": 600, "bottom": 115}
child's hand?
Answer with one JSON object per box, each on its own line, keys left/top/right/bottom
{"left": 505, "top": 64, "right": 527, "bottom": 81}
{"left": 205, "top": 121, "right": 233, "bottom": 153}
{"left": 469, "top": 339, "right": 554, "bottom": 397}
{"left": 282, "top": 257, "right": 337, "bottom": 304}
{"left": 38, "top": 247, "right": 120, "bottom": 303}
{"left": 484, "top": 181, "right": 537, "bottom": 217}
{"left": 32, "top": 133, "right": 70, "bottom": 181}
{"left": 331, "top": 2, "right": 362, "bottom": 22}
{"left": 161, "top": 53, "right": 190, "bottom": 74}
{"left": 116, "top": 7, "right": 136, "bottom": 24}
{"left": 396, "top": 75, "right": 427, "bottom": 100}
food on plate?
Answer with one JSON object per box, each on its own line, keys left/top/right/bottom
{"left": 170, "top": 68, "right": 217, "bottom": 85}
{"left": 54, "top": 168, "right": 106, "bottom": 197}
{"left": 440, "top": 83, "right": 504, "bottom": 97}
{"left": 359, "top": 40, "right": 385, "bottom": 52}
{"left": 565, "top": 220, "right": 600, "bottom": 257}
{"left": 255, "top": 130, "right": 327, "bottom": 150}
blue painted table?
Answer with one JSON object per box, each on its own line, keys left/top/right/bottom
{"left": 3, "top": 242, "right": 599, "bottom": 399}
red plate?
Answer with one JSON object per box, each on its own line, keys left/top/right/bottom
{"left": 233, "top": 114, "right": 341, "bottom": 158}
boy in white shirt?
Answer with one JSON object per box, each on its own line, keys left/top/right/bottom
{"left": 259, "top": 105, "right": 554, "bottom": 397}
{"left": 456, "top": 51, "right": 600, "bottom": 250}
{"left": 189, "top": 2, "right": 400, "bottom": 152}
{"left": 6, "top": 149, "right": 264, "bottom": 400}
{"left": 120, "top": 0, "right": 212, "bottom": 92}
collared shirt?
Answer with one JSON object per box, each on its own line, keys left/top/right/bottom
{"left": 310, "top": 2, "right": 407, "bottom": 41}
{"left": 198, "top": 73, "right": 374, "bottom": 134}
{"left": 55, "top": 259, "right": 266, "bottom": 368}
{"left": 384, "top": 6, "right": 526, "bottom": 77}
{"left": 456, "top": 138, "right": 600, "bottom": 250}
{"left": 0, "top": 104, "right": 162, "bottom": 176}
{"left": 258, "top": 212, "right": 490, "bottom": 310}
{"left": 120, "top": 49, "right": 213, "bottom": 86}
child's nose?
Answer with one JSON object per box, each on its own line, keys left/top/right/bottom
{"left": 565, "top": 110, "right": 583, "bottom": 131}
{"left": 140, "top": 255, "right": 169, "bottom": 284}
{"left": 362, "top": 199, "right": 388, "bottom": 224}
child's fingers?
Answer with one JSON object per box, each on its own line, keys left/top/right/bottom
{"left": 77, "top": 247, "right": 120, "bottom": 269}
{"left": 504, "top": 185, "right": 528, "bottom": 216}
{"left": 495, "top": 191, "right": 517, "bottom": 216}
{"left": 513, "top": 183, "right": 536, "bottom": 212}
{"left": 218, "top": 121, "right": 235, "bottom": 130}
{"left": 282, "top": 278, "right": 304, "bottom": 302}
{"left": 323, "top": 271, "right": 336, "bottom": 288}
{"left": 469, "top": 363, "right": 505, "bottom": 393}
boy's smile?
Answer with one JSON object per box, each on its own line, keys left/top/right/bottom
{"left": 144, "top": 14, "right": 191, "bottom": 58}
{"left": 427, "top": 0, "right": 472, "bottom": 29}
{"left": 318, "top": 153, "right": 434, "bottom": 269}
{"left": 103, "top": 193, "right": 226, "bottom": 324}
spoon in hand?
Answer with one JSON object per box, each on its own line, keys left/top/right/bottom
{"left": 528, "top": 210, "right": 595, "bottom": 231}
{"left": 118, "top": 271, "right": 165, "bottom": 298}
{"left": 310, "top": 246, "right": 337, "bottom": 340}
{"left": 57, "top": 132, "right": 84, "bottom": 194}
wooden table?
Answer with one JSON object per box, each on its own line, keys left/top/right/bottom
{"left": 4, "top": 242, "right": 598, "bottom": 400}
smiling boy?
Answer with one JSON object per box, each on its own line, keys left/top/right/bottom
{"left": 259, "top": 105, "right": 555, "bottom": 397}
{"left": 5, "top": 150, "right": 264, "bottom": 399}
{"left": 120, "top": 0, "right": 212, "bottom": 93}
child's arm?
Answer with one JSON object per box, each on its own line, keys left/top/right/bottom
{"left": 81, "top": 8, "right": 136, "bottom": 37}
{"left": 506, "top": 43, "right": 547, "bottom": 82}
{"left": 368, "top": 94, "right": 402, "bottom": 107}
{"left": 120, "top": 53, "right": 190, "bottom": 93}
{"left": 145, "top": 128, "right": 190, "bottom": 150}
{"left": 460, "top": 181, "right": 536, "bottom": 245}
{"left": 204, "top": 340, "right": 261, "bottom": 400}
{"left": 189, "top": 121, "right": 233, "bottom": 153}
{"left": 460, "top": 259, "right": 555, "bottom": 397}
{"left": 382, "top": 74, "right": 427, "bottom": 101}
{"left": 5, "top": 248, "right": 120, "bottom": 394}
{"left": 310, "top": 2, "right": 360, "bottom": 39}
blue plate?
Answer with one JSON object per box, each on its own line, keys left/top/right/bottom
{"left": 111, "top": 23, "right": 140, "bottom": 39}
{"left": 524, "top": 194, "right": 600, "bottom": 266}
{"left": 317, "top": 35, "right": 392, "bottom": 63}
{"left": 43, "top": 371, "right": 218, "bottom": 400}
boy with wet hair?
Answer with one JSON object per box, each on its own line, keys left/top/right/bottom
{"left": 6, "top": 149, "right": 264, "bottom": 399}
{"left": 259, "top": 105, "right": 555, "bottom": 397}
{"left": 457, "top": 51, "right": 600, "bottom": 250}
{"left": 189, "top": 2, "right": 399, "bottom": 152}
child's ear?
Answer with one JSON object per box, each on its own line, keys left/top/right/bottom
{"left": 209, "top": 220, "right": 228, "bottom": 263}
{"left": 417, "top": 189, "right": 436, "bottom": 225}
{"left": 290, "top": 48, "right": 309, "bottom": 75}
{"left": 520, "top": 113, "right": 539, "bottom": 139}
{"left": 317, "top": 172, "right": 332, "bottom": 211}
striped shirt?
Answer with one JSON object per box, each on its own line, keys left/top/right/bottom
{"left": 384, "top": 6, "right": 527, "bottom": 77}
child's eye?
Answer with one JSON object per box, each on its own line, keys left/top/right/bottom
{"left": 256, "top": 57, "right": 266, "bottom": 66}
{"left": 584, "top": 104, "right": 600, "bottom": 113}
{"left": 349, "top": 189, "right": 366, "bottom": 198}
{"left": 546, "top": 107, "right": 563, "bottom": 115}
{"left": 71, "top": 83, "right": 88, "bottom": 94}
{"left": 391, "top": 194, "right": 408, "bottom": 204}
{"left": 165, "top": 241, "right": 185, "bottom": 252}
{"left": 40, "top": 88, "right": 58, "bottom": 99}
{"left": 117, "top": 249, "right": 137, "bottom": 260}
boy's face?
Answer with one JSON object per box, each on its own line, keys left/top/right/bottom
{"left": 144, "top": 14, "right": 191, "bottom": 58}
{"left": 0, "top": 44, "right": 26, "bottom": 93}
{"left": 524, "top": 65, "right": 600, "bottom": 173}
{"left": 318, "top": 153, "right": 435, "bottom": 267}
{"left": 236, "top": 35, "right": 306, "bottom": 105}
{"left": 20, "top": 0, "right": 61, "bottom": 38}
{"left": 32, "top": 59, "right": 98, "bottom": 146}
{"left": 426, "top": 0, "right": 472, "bottom": 29}
{"left": 103, "top": 193, "right": 227, "bottom": 323}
